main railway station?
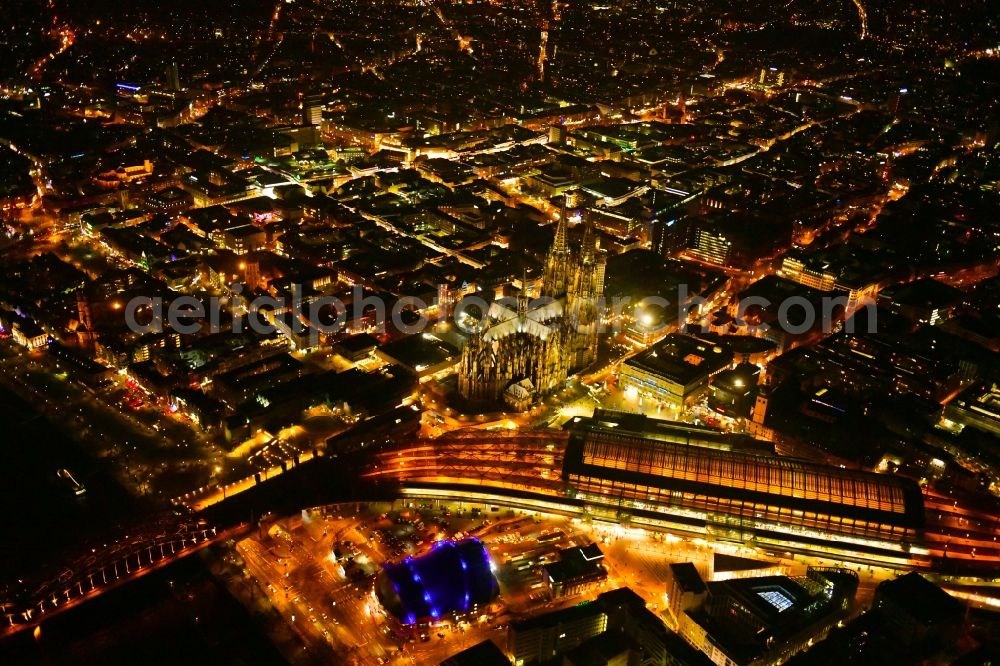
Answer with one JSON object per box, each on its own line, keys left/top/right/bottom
{"left": 562, "top": 412, "right": 926, "bottom": 562}
{"left": 369, "top": 411, "right": 931, "bottom": 565}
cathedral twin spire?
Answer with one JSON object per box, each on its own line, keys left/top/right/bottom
{"left": 540, "top": 195, "right": 606, "bottom": 368}
{"left": 458, "top": 195, "right": 606, "bottom": 408}
{"left": 541, "top": 196, "right": 573, "bottom": 298}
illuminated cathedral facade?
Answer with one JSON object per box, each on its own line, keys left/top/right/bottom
{"left": 458, "top": 202, "right": 606, "bottom": 409}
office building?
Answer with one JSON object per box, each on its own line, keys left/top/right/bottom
{"left": 680, "top": 569, "right": 857, "bottom": 666}
{"left": 665, "top": 563, "right": 707, "bottom": 622}
{"left": 620, "top": 334, "right": 734, "bottom": 409}
{"left": 508, "top": 600, "right": 608, "bottom": 665}
{"left": 302, "top": 94, "right": 324, "bottom": 126}
{"left": 872, "top": 572, "right": 966, "bottom": 653}
{"left": 708, "top": 362, "right": 761, "bottom": 419}
{"left": 542, "top": 543, "right": 608, "bottom": 598}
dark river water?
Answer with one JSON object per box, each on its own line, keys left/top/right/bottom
{"left": 0, "top": 386, "right": 286, "bottom": 665}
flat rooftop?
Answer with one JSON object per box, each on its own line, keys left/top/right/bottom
{"left": 623, "top": 334, "right": 734, "bottom": 388}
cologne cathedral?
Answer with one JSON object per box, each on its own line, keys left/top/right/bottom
{"left": 458, "top": 201, "right": 606, "bottom": 409}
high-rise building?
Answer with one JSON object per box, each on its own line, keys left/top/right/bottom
{"left": 650, "top": 216, "right": 690, "bottom": 258}
{"left": 689, "top": 224, "right": 732, "bottom": 266}
{"left": 165, "top": 61, "right": 181, "bottom": 91}
{"left": 301, "top": 94, "right": 324, "bottom": 126}
{"left": 548, "top": 123, "right": 567, "bottom": 145}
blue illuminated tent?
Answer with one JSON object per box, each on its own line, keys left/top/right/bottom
{"left": 375, "top": 538, "right": 499, "bottom": 624}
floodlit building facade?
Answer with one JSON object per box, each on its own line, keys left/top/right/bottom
{"left": 562, "top": 414, "right": 925, "bottom": 562}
